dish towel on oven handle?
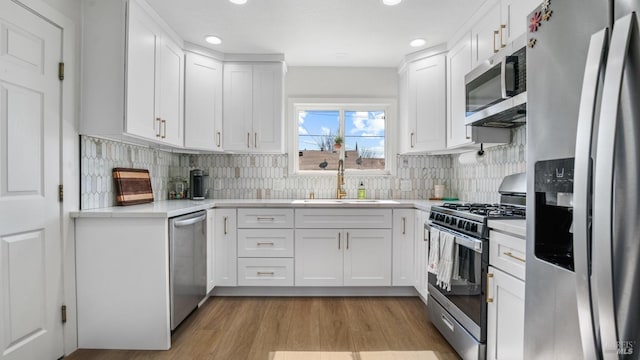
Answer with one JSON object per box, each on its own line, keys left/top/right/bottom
{"left": 437, "top": 232, "right": 456, "bottom": 291}
{"left": 427, "top": 227, "right": 440, "bottom": 274}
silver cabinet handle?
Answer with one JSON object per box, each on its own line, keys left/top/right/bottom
{"left": 216, "top": 131, "right": 221, "bottom": 147}
{"left": 256, "top": 217, "right": 275, "bottom": 221}
{"left": 503, "top": 251, "right": 525, "bottom": 263}
{"left": 486, "top": 272, "right": 494, "bottom": 303}
{"left": 410, "top": 132, "right": 415, "bottom": 148}
{"left": 156, "top": 117, "right": 162, "bottom": 137}
{"left": 346, "top": 232, "right": 350, "bottom": 250}
{"left": 256, "top": 242, "right": 274, "bottom": 246}
{"left": 499, "top": 24, "right": 506, "bottom": 48}
{"left": 257, "top": 271, "right": 274, "bottom": 276}
{"left": 402, "top": 217, "right": 406, "bottom": 235}
{"left": 247, "top": 132, "right": 250, "bottom": 148}
{"left": 574, "top": 27, "right": 608, "bottom": 360}
{"left": 254, "top": 132, "right": 257, "bottom": 148}
{"left": 223, "top": 216, "right": 228, "bottom": 235}
{"left": 338, "top": 232, "right": 341, "bottom": 250}
{"left": 493, "top": 30, "right": 499, "bottom": 53}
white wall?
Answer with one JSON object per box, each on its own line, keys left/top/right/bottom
{"left": 286, "top": 67, "right": 398, "bottom": 98}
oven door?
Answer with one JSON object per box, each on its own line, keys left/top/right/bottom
{"left": 426, "top": 222, "right": 487, "bottom": 342}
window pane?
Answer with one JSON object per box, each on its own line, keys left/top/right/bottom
{"left": 298, "top": 110, "right": 340, "bottom": 171}
{"left": 344, "top": 111, "right": 385, "bottom": 170}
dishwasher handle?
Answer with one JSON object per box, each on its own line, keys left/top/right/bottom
{"left": 173, "top": 213, "right": 206, "bottom": 227}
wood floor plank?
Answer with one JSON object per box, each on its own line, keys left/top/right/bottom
{"left": 317, "top": 298, "right": 354, "bottom": 352}
{"left": 66, "top": 297, "right": 461, "bottom": 360}
{"left": 343, "top": 297, "right": 389, "bottom": 351}
{"left": 246, "top": 297, "right": 295, "bottom": 360}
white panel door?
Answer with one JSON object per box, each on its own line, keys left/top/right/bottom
{"left": 487, "top": 266, "right": 525, "bottom": 360}
{"left": 126, "top": 0, "right": 159, "bottom": 141}
{"left": 0, "top": 1, "right": 63, "bottom": 359}
{"left": 213, "top": 209, "right": 237, "bottom": 286}
{"left": 392, "top": 210, "right": 415, "bottom": 286}
{"left": 471, "top": 2, "right": 501, "bottom": 66}
{"left": 223, "top": 63, "right": 253, "bottom": 151}
{"left": 343, "top": 229, "right": 392, "bottom": 286}
{"left": 157, "top": 36, "right": 183, "bottom": 147}
{"left": 447, "top": 34, "right": 473, "bottom": 148}
{"left": 410, "top": 55, "right": 446, "bottom": 152}
{"left": 252, "top": 64, "right": 282, "bottom": 152}
{"left": 184, "top": 53, "right": 223, "bottom": 151}
{"left": 295, "top": 229, "right": 343, "bottom": 286}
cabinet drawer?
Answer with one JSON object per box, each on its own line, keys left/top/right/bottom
{"left": 237, "top": 258, "right": 294, "bottom": 286}
{"left": 237, "top": 208, "right": 294, "bottom": 228}
{"left": 237, "top": 229, "right": 294, "bottom": 257}
{"left": 489, "top": 230, "right": 526, "bottom": 280}
{"left": 295, "top": 209, "right": 392, "bottom": 229}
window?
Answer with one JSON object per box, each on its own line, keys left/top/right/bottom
{"left": 290, "top": 99, "right": 395, "bottom": 175}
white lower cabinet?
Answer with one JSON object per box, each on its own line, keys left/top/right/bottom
{"left": 392, "top": 209, "right": 415, "bottom": 286}
{"left": 413, "top": 210, "right": 429, "bottom": 299}
{"left": 237, "top": 258, "right": 294, "bottom": 286}
{"left": 213, "top": 209, "right": 237, "bottom": 286}
{"left": 486, "top": 266, "right": 525, "bottom": 360}
{"left": 487, "top": 228, "right": 526, "bottom": 359}
{"left": 295, "top": 228, "right": 392, "bottom": 286}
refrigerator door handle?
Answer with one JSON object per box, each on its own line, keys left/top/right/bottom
{"left": 574, "top": 28, "right": 609, "bottom": 360}
{"left": 593, "top": 12, "right": 637, "bottom": 360}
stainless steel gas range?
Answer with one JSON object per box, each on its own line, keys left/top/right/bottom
{"left": 426, "top": 173, "right": 526, "bottom": 360}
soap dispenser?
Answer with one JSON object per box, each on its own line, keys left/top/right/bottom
{"left": 358, "top": 181, "right": 366, "bottom": 199}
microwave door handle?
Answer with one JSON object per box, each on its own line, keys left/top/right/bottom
{"left": 573, "top": 27, "right": 608, "bottom": 360}
{"left": 594, "top": 13, "right": 636, "bottom": 360}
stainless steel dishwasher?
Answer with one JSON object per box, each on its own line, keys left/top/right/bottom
{"left": 169, "top": 210, "right": 207, "bottom": 330}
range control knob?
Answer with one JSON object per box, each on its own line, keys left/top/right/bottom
{"left": 465, "top": 222, "right": 471, "bottom": 231}
{"left": 445, "top": 216, "right": 451, "bottom": 224}
{"left": 429, "top": 212, "right": 435, "bottom": 220}
{"left": 458, "top": 220, "right": 466, "bottom": 229}
{"left": 471, "top": 223, "right": 478, "bottom": 233}
{"left": 450, "top": 218, "right": 457, "bottom": 226}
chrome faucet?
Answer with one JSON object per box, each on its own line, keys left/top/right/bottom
{"left": 336, "top": 159, "right": 347, "bottom": 199}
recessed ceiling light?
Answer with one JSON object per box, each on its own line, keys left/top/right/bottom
{"left": 382, "top": 0, "right": 402, "bottom": 5}
{"left": 229, "top": 0, "right": 247, "bottom": 4}
{"left": 410, "top": 38, "right": 426, "bottom": 47}
{"left": 205, "top": 35, "right": 222, "bottom": 45}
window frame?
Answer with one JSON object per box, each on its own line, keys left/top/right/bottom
{"left": 288, "top": 98, "right": 397, "bottom": 176}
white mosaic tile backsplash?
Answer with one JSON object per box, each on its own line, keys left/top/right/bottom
{"left": 80, "top": 126, "right": 526, "bottom": 209}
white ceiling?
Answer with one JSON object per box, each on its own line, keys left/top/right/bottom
{"left": 146, "top": 0, "right": 485, "bottom": 67}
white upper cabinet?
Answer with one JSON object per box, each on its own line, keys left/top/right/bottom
{"left": 447, "top": 33, "right": 474, "bottom": 148}
{"left": 223, "top": 63, "right": 285, "bottom": 153}
{"left": 81, "top": 0, "right": 184, "bottom": 147}
{"left": 402, "top": 54, "right": 446, "bottom": 153}
{"left": 184, "top": 52, "right": 223, "bottom": 151}
{"left": 472, "top": 0, "right": 540, "bottom": 67}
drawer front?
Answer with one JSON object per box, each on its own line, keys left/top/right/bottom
{"left": 489, "top": 230, "right": 526, "bottom": 280}
{"left": 237, "top": 258, "right": 294, "bottom": 286}
{"left": 295, "top": 209, "right": 392, "bottom": 229}
{"left": 237, "top": 208, "right": 294, "bottom": 228}
{"left": 237, "top": 229, "right": 294, "bottom": 258}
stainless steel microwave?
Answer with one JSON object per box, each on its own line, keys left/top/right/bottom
{"left": 465, "top": 37, "right": 527, "bottom": 128}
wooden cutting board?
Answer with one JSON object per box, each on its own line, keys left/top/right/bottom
{"left": 113, "top": 168, "right": 154, "bottom": 205}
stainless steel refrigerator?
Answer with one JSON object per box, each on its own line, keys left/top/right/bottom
{"left": 526, "top": 0, "right": 640, "bottom": 359}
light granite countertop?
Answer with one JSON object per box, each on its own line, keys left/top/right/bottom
{"left": 71, "top": 199, "right": 446, "bottom": 218}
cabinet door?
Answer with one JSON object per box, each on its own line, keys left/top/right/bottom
{"left": 413, "top": 210, "right": 429, "bottom": 299}
{"left": 223, "top": 63, "right": 253, "bottom": 151}
{"left": 184, "top": 52, "right": 223, "bottom": 151}
{"left": 295, "top": 229, "right": 343, "bottom": 286}
{"left": 398, "top": 66, "right": 411, "bottom": 153}
{"left": 344, "top": 229, "right": 392, "bottom": 286}
{"left": 252, "top": 64, "right": 283, "bottom": 152}
{"left": 126, "top": 0, "right": 159, "bottom": 141}
{"left": 214, "top": 209, "right": 237, "bottom": 286}
{"left": 392, "top": 210, "right": 415, "bottom": 286}
{"left": 409, "top": 55, "right": 446, "bottom": 152}
{"left": 487, "top": 266, "right": 525, "bottom": 360}
{"left": 501, "top": 0, "right": 541, "bottom": 45}
{"left": 157, "top": 36, "right": 184, "bottom": 147}
{"left": 447, "top": 33, "right": 473, "bottom": 148}
{"left": 206, "top": 209, "right": 215, "bottom": 293}
{"left": 471, "top": 1, "right": 501, "bottom": 66}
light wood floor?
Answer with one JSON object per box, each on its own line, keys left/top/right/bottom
{"left": 66, "top": 297, "right": 461, "bottom": 360}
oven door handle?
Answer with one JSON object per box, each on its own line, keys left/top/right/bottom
{"left": 427, "top": 222, "right": 483, "bottom": 252}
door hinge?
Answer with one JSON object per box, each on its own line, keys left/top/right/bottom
{"left": 61, "top": 305, "right": 67, "bottom": 324}
{"left": 58, "top": 185, "right": 63, "bottom": 202}
{"left": 58, "top": 62, "right": 64, "bottom": 81}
